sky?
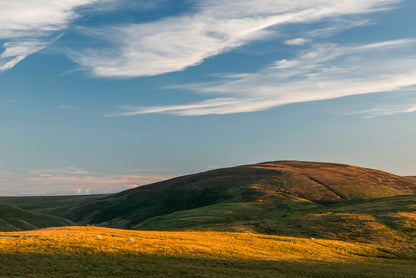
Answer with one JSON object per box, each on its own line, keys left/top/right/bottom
{"left": 1, "top": 0, "right": 416, "bottom": 195}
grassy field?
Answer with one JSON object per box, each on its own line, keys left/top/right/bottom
{"left": 1, "top": 194, "right": 416, "bottom": 253}
{"left": 0, "top": 226, "right": 415, "bottom": 277}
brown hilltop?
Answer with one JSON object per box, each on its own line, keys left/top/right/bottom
{"left": 247, "top": 161, "right": 416, "bottom": 202}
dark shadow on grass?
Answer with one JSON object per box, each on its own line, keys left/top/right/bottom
{"left": 0, "top": 252, "right": 415, "bottom": 278}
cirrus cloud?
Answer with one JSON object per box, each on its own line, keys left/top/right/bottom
{"left": 71, "top": 0, "right": 403, "bottom": 77}
{"left": 0, "top": 0, "right": 100, "bottom": 72}
{"left": 109, "top": 38, "right": 416, "bottom": 116}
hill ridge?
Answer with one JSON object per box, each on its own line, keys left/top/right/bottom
{"left": 1, "top": 160, "right": 415, "bottom": 233}
{"left": 32, "top": 160, "right": 416, "bottom": 228}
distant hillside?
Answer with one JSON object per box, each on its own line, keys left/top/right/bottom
{"left": 36, "top": 161, "right": 416, "bottom": 229}
{"left": 0, "top": 202, "right": 73, "bottom": 231}
{"left": 0, "top": 194, "right": 110, "bottom": 215}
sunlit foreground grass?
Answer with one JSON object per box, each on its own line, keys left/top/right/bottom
{"left": 0, "top": 226, "right": 415, "bottom": 277}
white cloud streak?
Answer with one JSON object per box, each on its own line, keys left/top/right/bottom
{"left": 285, "top": 38, "right": 310, "bottom": 45}
{"left": 72, "top": 0, "right": 402, "bottom": 77}
{"left": 345, "top": 92, "right": 416, "bottom": 118}
{"left": 29, "top": 167, "right": 89, "bottom": 177}
{"left": 352, "top": 104, "right": 416, "bottom": 118}
{"left": 0, "top": 0, "right": 99, "bottom": 72}
{"left": 109, "top": 38, "right": 416, "bottom": 116}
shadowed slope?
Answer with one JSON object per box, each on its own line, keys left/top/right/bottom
{"left": 0, "top": 202, "right": 73, "bottom": 231}
{"left": 0, "top": 194, "right": 110, "bottom": 218}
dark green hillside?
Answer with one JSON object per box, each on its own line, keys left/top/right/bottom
{"left": 137, "top": 195, "right": 416, "bottom": 250}
{"left": 40, "top": 161, "right": 416, "bottom": 228}
{"left": 0, "top": 202, "right": 73, "bottom": 231}
{"left": 0, "top": 194, "right": 110, "bottom": 217}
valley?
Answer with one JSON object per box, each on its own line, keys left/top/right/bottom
{"left": 0, "top": 161, "right": 416, "bottom": 277}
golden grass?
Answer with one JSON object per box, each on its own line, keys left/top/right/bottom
{"left": 1, "top": 226, "right": 415, "bottom": 278}
{"left": 0, "top": 226, "right": 402, "bottom": 261}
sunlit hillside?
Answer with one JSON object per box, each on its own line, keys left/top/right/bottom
{"left": 0, "top": 226, "right": 415, "bottom": 278}
{"left": 0, "top": 162, "right": 415, "bottom": 277}
{"left": 406, "top": 176, "right": 416, "bottom": 182}
{"left": 1, "top": 161, "right": 416, "bottom": 253}
{"left": 136, "top": 195, "right": 416, "bottom": 251}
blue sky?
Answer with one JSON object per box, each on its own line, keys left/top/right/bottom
{"left": 1, "top": 0, "right": 416, "bottom": 195}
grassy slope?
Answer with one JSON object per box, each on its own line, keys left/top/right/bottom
{"left": 1, "top": 161, "right": 415, "bottom": 249}
{"left": 19, "top": 161, "right": 414, "bottom": 228}
{"left": 0, "top": 202, "right": 73, "bottom": 231}
{"left": 406, "top": 176, "right": 416, "bottom": 182}
{"left": 0, "top": 194, "right": 110, "bottom": 217}
{"left": 137, "top": 195, "right": 416, "bottom": 251}
{"left": 0, "top": 226, "right": 415, "bottom": 278}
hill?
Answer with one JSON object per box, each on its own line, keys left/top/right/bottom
{"left": 3, "top": 161, "right": 415, "bottom": 229}
{"left": 1, "top": 160, "right": 416, "bottom": 250}
{"left": 1, "top": 161, "right": 415, "bottom": 276}
{"left": 0, "top": 202, "right": 73, "bottom": 231}
{"left": 0, "top": 226, "right": 415, "bottom": 277}
{"left": 10, "top": 160, "right": 413, "bottom": 229}
{"left": 0, "top": 194, "right": 109, "bottom": 215}
{"left": 136, "top": 195, "right": 416, "bottom": 250}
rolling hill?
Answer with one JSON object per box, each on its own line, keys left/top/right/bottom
{"left": 0, "top": 202, "right": 73, "bottom": 231}
{"left": 0, "top": 194, "right": 109, "bottom": 215}
{"left": 1, "top": 160, "right": 416, "bottom": 277}
{"left": 136, "top": 195, "right": 416, "bottom": 250}
{"left": 4, "top": 160, "right": 413, "bottom": 230}
{"left": 80, "top": 161, "right": 416, "bottom": 227}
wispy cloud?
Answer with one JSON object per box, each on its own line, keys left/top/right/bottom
{"left": 109, "top": 38, "right": 416, "bottom": 116}
{"left": 0, "top": 0, "right": 100, "bottom": 72}
{"left": 285, "top": 38, "right": 310, "bottom": 45}
{"left": 29, "top": 167, "right": 89, "bottom": 177}
{"left": 0, "top": 167, "right": 172, "bottom": 196}
{"left": 72, "top": 0, "right": 402, "bottom": 77}
{"left": 350, "top": 104, "right": 416, "bottom": 118}
{"left": 57, "top": 105, "right": 78, "bottom": 110}
{"left": 0, "top": 170, "right": 18, "bottom": 179}
{"left": 344, "top": 92, "right": 416, "bottom": 118}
